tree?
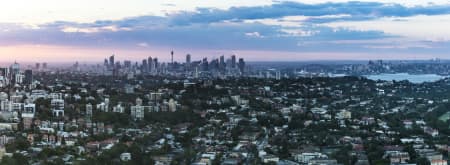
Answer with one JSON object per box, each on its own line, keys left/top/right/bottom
{"left": 416, "top": 157, "right": 430, "bottom": 165}
{"left": 5, "top": 137, "right": 30, "bottom": 152}
{"left": 404, "top": 145, "right": 417, "bottom": 162}
{"left": 0, "top": 153, "right": 29, "bottom": 165}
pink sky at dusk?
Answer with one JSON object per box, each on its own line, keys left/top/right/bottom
{"left": 1, "top": 1, "right": 450, "bottom": 63}
{"left": 1, "top": 44, "right": 448, "bottom": 65}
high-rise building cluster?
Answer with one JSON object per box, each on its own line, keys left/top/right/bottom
{"left": 102, "top": 54, "right": 162, "bottom": 76}
{"left": 186, "top": 54, "right": 245, "bottom": 73}
{"left": 0, "top": 62, "right": 34, "bottom": 87}
{"left": 99, "top": 51, "right": 246, "bottom": 77}
{"left": 34, "top": 62, "right": 47, "bottom": 71}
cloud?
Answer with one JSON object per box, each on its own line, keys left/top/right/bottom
{"left": 137, "top": 42, "right": 150, "bottom": 47}
{"left": 324, "top": 14, "right": 450, "bottom": 41}
{"left": 61, "top": 25, "right": 132, "bottom": 33}
{"left": 245, "top": 32, "right": 264, "bottom": 38}
{"left": 1, "top": 0, "right": 450, "bottom": 59}
{"left": 167, "top": 1, "right": 450, "bottom": 25}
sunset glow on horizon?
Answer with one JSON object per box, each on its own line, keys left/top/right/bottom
{"left": 1, "top": 0, "right": 450, "bottom": 62}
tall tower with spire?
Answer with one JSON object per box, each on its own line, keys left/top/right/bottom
{"left": 171, "top": 50, "right": 174, "bottom": 64}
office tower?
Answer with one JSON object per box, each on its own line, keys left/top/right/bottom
{"left": 9, "top": 62, "right": 20, "bottom": 84}
{"left": 0, "top": 68, "right": 7, "bottom": 77}
{"left": 231, "top": 55, "right": 236, "bottom": 68}
{"left": 124, "top": 60, "right": 131, "bottom": 68}
{"left": 142, "top": 59, "right": 148, "bottom": 73}
{"left": 35, "top": 63, "right": 40, "bottom": 70}
{"left": 148, "top": 57, "right": 153, "bottom": 72}
{"left": 11, "top": 62, "right": 20, "bottom": 75}
{"left": 219, "top": 55, "right": 225, "bottom": 70}
{"left": 0, "top": 68, "right": 9, "bottom": 85}
{"left": 104, "top": 59, "right": 109, "bottom": 68}
{"left": 238, "top": 58, "right": 245, "bottom": 73}
{"left": 209, "top": 58, "right": 219, "bottom": 71}
{"left": 226, "top": 59, "right": 232, "bottom": 70}
{"left": 115, "top": 62, "right": 121, "bottom": 69}
{"left": 194, "top": 67, "right": 199, "bottom": 78}
{"left": 24, "top": 70, "right": 33, "bottom": 85}
{"left": 186, "top": 54, "right": 191, "bottom": 64}
{"left": 171, "top": 51, "right": 174, "bottom": 65}
{"left": 201, "top": 58, "right": 208, "bottom": 71}
{"left": 114, "top": 62, "right": 120, "bottom": 76}
{"left": 42, "top": 63, "right": 47, "bottom": 69}
{"left": 74, "top": 61, "right": 79, "bottom": 70}
{"left": 186, "top": 54, "right": 191, "bottom": 70}
{"left": 109, "top": 55, "right": 116, "bottom": 76}
{"left": 109, "top": 55, "right": 115, "bottom": 69}
{"left": 153, "top": 58, "right": 158, "bottom": 71}
{"left": 15, "top": 73, "right": 24, "bottom": 84}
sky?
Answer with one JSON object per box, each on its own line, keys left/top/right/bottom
{"left": 1, "top": 0, "right": 450, "bottom": 62}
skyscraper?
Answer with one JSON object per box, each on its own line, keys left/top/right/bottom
{"left": 275, "top": 71, "right": 281, "bottom": 80}
{"left": 210, "top": 58, "right": 219, "bottom": 71}
{"left": 0, "top": 68, "right": 9, "bottom": 80}
{"left": 142, "top": 59, "right": 148, "bottom": 73}
{"left": 238, "top": 58, "right": 245, "bottom": 73}
{"left": 109, "top": 55, "right": 115, "bottom": 69}
{"left": 104, "top": 59, "right": 109, "bottom": 68}
{"left": 202, "top": 58, "right": 208, "bottom": 71}
{"left": 35, "top": 63, "right": 40, "bottom": 70}
{"left": 9, "top": 61, "right": 20, "bottom": 84}
{"left": 11, "top": 61, "right": 20, "bottom": 75}
{"left": 186, "top": 54, "right": 191, "bottom": 64}
{"left": 153, "top": 58, "right": 158, "bottom": 71}
{"left": 114, "top": 62, "right": 120, "bottom": 76}
{"left": 148, "top": 57, "right": 153, "bottom": 72}
{"left": 219, "top": 55, "right": 225, "bottom": 70}
{"left": 24, "top": 69, "right": 33, "bottom": 85}
{"left": 124, "top": 60, "right": 132, "bottom": 68}
{"left": 186, "top": 54, "right": 191, "bottom": 70}
{"left": 171, "top": 51, "right": 174, "bottom": 65}
{"left": 226, "top": 59, "right": 232, "bottom": 70}
{"left": 231, "top": 55, "right": 236, "bottom": 68}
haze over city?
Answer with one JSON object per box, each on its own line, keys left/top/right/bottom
{"left": 1, "top": 0, "right": 450, "bottom": 62}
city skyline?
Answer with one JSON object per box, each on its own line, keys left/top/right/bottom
{"left": 1, "top": 0, "right": 450, "bottom": 62}
{"left": 1, "top": 2, "right": 450, "bottom": 163}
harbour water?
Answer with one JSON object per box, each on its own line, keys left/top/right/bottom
{"left": 365, "top": 73, "right": 446, "bottom": 83}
